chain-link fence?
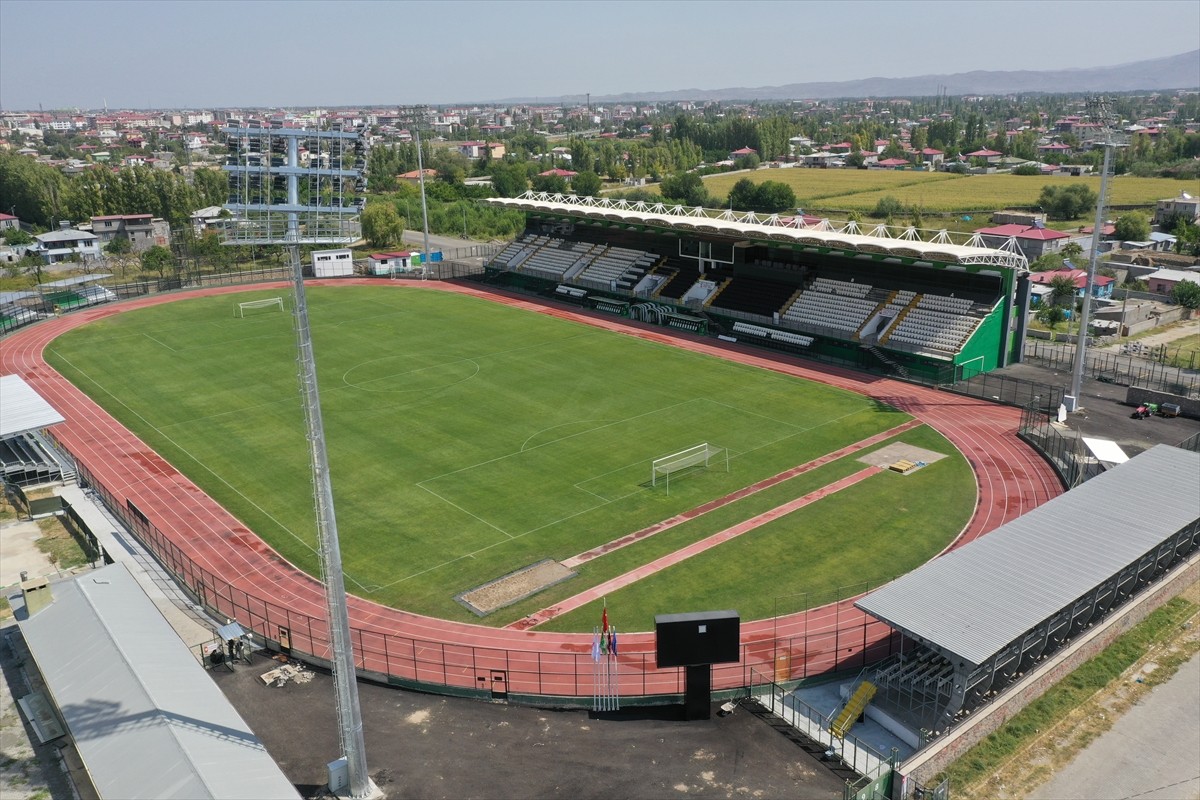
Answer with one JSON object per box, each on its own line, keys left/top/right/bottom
{"left": 941, "top": 369, "right": 1064, "bottom": 412}
{"left": 1023, "top": 339, "right": 1200, "bottom": 398}
{"left": 1018, "top": 403, "right": 1097, "bottom": 488}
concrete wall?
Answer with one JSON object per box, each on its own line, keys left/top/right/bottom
{"left": 898, "top": 554, "right": 1200, "bottom": 791}
{"left": 1125, "top": 386, "right": 1200, "bottom": 419}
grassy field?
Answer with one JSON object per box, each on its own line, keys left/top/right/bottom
{"left": 809, "top": 174, "right": 1193, "bottom": 214}
{"left": 45, "top": 286, "right": 974, "bottom": 628}
{"left": 639, "top": 169, "right": 1195, "bottom": 217}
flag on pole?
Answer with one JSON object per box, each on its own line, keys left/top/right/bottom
{"left": 601, "top": 598, "right": 608, "bottom": 633}
{"left": 608, "top": 628, "right": 617, "bottom": 657}
{"left": 599, "top": 630, "right": 608, "bottom": 655}
{"left": 591, "top": 629, "right": 601, "bottom": 663}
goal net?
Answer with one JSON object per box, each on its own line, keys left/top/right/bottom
{"left": 651, "top": 443, "right": 728, "bottom": 494}
{"left": 236, "top": 297, "right": 285, "bottom": 318}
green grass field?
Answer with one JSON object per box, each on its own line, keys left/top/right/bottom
{"left": 642, "top": 169, "right": 1194, "bottom": 216}
{"left": 45, "top": 286, "right": 975, "bottom": 628}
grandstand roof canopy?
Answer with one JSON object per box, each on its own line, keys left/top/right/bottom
{"left": 856, "top": 445, "right": 1200, "bottom": 668}
{"left": 40, "top": 273, "right": 113, "bottom": 289}
{"left": 17, "top": 563, "right": 299, "bottom": 800}
{"left": 0, "top": 291, "right": 37, "bottom": 304}
{"left": 0, "top": 374, "right": 65, "bottom": 437}
{"left": 485, "top": 191, "right": 1028, "bottom": 270}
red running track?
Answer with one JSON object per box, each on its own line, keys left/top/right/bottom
{"left": 0, "top": 280, "right": 1064, "bottom": 699}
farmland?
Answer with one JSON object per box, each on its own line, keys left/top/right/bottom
{"left": 636, "top": 168, "right": 1195, "bottom": 216}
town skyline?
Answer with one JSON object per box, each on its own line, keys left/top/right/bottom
{"left": 2, "top": 0, "right": 1199, "bottom": 110}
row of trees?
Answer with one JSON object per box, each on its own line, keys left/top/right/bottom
{"left": 0, "top": 152, "right": 226, "bottom": 231}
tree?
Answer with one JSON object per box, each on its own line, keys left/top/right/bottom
{"left": 361, "top": 202, "right": 405, "bottom": 249}
{"left": 1036, "top": 303, "right": 1066, "bottom": 331}
{"left": 727, "top": 178, "right": 759, "bottom": 211}
{"left": 140, "top": 245, "right": 175, "bottom": 279}
{"left": 18, "top": 254, "right": 45, "bottom": 287}
{"left": 1047, "top": 274, "right": 1079, "bottom": 308}
{"left": 531, "top": 173, "right": 568, "bottom": 194}
{"left": 872, "top": 196, "right": 904, "bottom": 218}
{"left": 1061, "top": 241, "right": 1084, "bottom": 261}
{"left": 755, "top": 181, "right": 796, "bottom": 213}
{"left": 1173, "top": 219, "right": 1200, "bottom": 257}
{"left": 1038, "top": 183, "right": 1098, "bottom": 220}
{"left": 104, "top": 236, "right": 132, "bottom": 255}
{"left": 1171, "top": 279, "right": 1200, "bottom": 309}
{"left": 571, "top": 170, "right": 602, "bottom": 198}
{"left": 659, "top": 172, "right": 709, "bottom": 207}
{"left": 490, "top": 161, "right": 528, "bottom": 198}
{"left": 2, "top": 226, "right": 33, "bottom": 245}
{"left": 1113, "top": 212, "right": 1151, "bottom": 242}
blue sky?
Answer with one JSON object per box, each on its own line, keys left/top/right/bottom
{"left": 1, "top": 0, "right": 1197, "bottom": 110}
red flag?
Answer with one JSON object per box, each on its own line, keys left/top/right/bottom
{"left": 601, "top": 599, "right": 608, "bottom": 633}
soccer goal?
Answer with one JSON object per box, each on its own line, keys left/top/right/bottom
{"left": 651, "top": 442, "right": 728, "bottom": 494}
{"left": 236, "top": 297, "right": 285, "bottom": 318}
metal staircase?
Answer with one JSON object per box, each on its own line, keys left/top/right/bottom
{"left": 831, "top": 680, "right": 877, "bottom": 739}
{"left": 860, "top": 343, "right": 911, "bottom": 379}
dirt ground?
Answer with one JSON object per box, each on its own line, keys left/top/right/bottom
{"left": 952, "top": 581, "right": 1200, "bottom": 800}
{"left": 459, "top": 560, "right": 575, "bottom": 615}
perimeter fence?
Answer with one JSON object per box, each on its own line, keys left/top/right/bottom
{"left": 65, "top": 453, "right": 901, "bottom": 703}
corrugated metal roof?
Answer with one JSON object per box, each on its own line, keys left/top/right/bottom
{"left": 856, "top": 445, "right": 1200, "bottom": 667}
{"left": 0, "top": 374, "right": 66, "bottom": 437}
{"left": 484, "top": 194, "right": 1027, "bottom": 269}
{"left": 19, "top": 563, "right": 298, "bottom": 800}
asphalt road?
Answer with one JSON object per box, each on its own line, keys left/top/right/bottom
{"left": 1029, "top": 652, "right": 1200, "bottom": 800}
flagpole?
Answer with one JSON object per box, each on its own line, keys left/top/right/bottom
{"left": 592, "top": 625, "right": 600, "bottom": 712}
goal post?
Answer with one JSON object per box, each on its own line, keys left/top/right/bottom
{"left": 236, "top": 297, "right": 285, "bottom": 318}
{"left": 651, "top": 442, "right": 729, "bottom": 494}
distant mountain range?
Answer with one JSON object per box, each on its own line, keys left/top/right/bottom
{"left": 497, "top": 50, "right": 1199, "bottom": 104}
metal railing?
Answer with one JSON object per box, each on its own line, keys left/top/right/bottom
{"left": 748, "top": 667, "right": 892, "bottom": 779}
{"left": 1018, "top": 403, "right": 1095, "bottom": 488}
{"left": 62, "top": 449, "right": 902, "bottom": 702}
{"left": 1023, "top": 339, "right": 1200, "bottom": 398}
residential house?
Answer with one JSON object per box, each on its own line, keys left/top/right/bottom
{"left": 0, "top": 212, "right": 19, "bottom": 232}
{"left": 873, "top": 158, "right": 910, "bottom": 170}
{"left": 975, "top": 222, "right": 1070, "bottom": 261}
{"left": 189, "top": 206, "right": 230, "bottom": 236}
{"left": 729, "top": 146, "right": 758, "bottom": 160}
{"left": 1037, "top": 142, "right": 1073, "bottom": 158}
{"left": 964, "top": 148, "right": 1004, "bottom": 164}
{"left": 30, "top": 224, "right": 101, "bottom": 264}
{"left": 1154, "top": 192, "right": 1200, "bottom": 226}
{"left": 397, "top": 168, "right": 437, "bottom": 183}
{"left": 456, "top": 141, "right": 505, "bottom": 160}
{"left": 1144, "top": 268, "right": 1200, "bottom": 295}
{"left": 1029, "top": 268, "right": 1115, "bottom": 300}
{"left": 918, "top": 147, "right": 944, "bottom": 165}
{"left": 90, "top": 214, "right": 171, "bottom": 252}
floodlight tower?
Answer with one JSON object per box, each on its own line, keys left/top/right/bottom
{"left": 221, "top": 120, "right": 378, "bottom": 799}
{"left": 1066, "top": 98, "right": 1125, "bottom": 412}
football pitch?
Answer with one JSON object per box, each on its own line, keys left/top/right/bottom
{"left": 44, "top": 286, "right": 975, "bottom": 629}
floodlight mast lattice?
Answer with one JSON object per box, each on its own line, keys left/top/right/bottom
{"left": 1067, "top": 98, "right": 1121, "bottom": 411}
{"left": 221, "top": 120, "right": 377, "bottom": 799}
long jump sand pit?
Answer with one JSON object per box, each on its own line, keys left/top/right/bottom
{"left": 857, "top": 442, "right": 948, "bottom": 471}
{"left": 458, "top": 560, "right": 576, "bottom": 616}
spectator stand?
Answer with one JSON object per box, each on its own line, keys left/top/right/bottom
{"left": 38, "top": 273, "right": 117, "bottom": 313}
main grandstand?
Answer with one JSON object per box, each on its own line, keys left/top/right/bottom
{"left": 483, "top": 192, "right": 1033, "bottom": 381}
